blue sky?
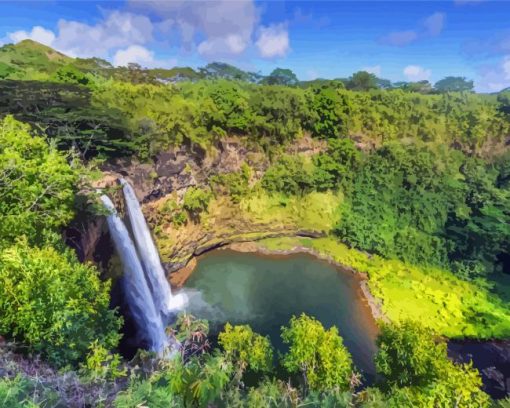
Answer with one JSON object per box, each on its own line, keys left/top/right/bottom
{"left": 1, "top": 1, "right": 510, "bottom": 91}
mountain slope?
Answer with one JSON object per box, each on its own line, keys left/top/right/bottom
{"left": 0, "top": 39, "right": 71, "bottom": 76}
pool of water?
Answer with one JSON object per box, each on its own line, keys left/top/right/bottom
{"left": 183, "top": 249, "right": 379, "bottom": 377}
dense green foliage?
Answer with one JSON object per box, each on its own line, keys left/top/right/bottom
{"left": 183, "top": 186, "right": 212, "bottom": 218}
{"left": 219, "top": 323, "right": 274, "bottom": 377}
{"left": 346, "top": 71, "right": 378, "bottom": 91}
{"left": 0, "top": 39, "right": 509, "bottom": 406}
{"left": 1, "top": 41, "right": 508, "bottom": 161}
{"left": 334, "top": 142, "right": 510, "bottom": 274}
{"left": 0, "top": 375, "right": 58, "bottom": 407}
{"left": 281, "top": 314, "right": 354, "bottom": 392}
{"left": 0, "top": 116, "right": 79, "bottom": 246}
{"left": 0, "top": 116, "right": 122, "bottom": 368}
{"left": 375, "top": 321, "right": 490, "bottom": 407}
{"left": 110, "top": 317, "right": 488, "bottom": 408}
{"left": 434, "top": 76, "right": 474, "bottom": 93}
{"left": 0, "top": 239, "right": 121, "bottom": 367}
{"left": 375, "top": 321, "right": 447, "bottom": 388}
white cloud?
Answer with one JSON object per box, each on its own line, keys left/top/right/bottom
{"left": 503, "top": 56, "right": 510, "bottom": 80}
{"left": 6, "top": 11, "right": 154, "bottom": 59}
{"left": 198, "top": 34, "right": 248, "bottom": 57}
{"left": 256, "top": 24, "right": 290, "bottom": 58}
{"left": 8, "top": 26, "right": 56, "bottom": 47}
{"left": 423, "top": 12, "right": 445, "bottom": 37}
{"left": 475, "top": 55, "right": 510, "bottom": 92}
{"left": 113, "top": 45, "right": 154, "bottom": 66}
{"left": 53, "top": 11, "right": 153, "bottom": 58}
{"left": 113, "top": 45, "right": 176, "bottom": 68}
{"left": 130, "top": 0, "right": 258, "bottom": 58}
{"left": 362, "top": 65, "right": 381, "bottom": 76}
{"left": 403, "top": 65, "right": 432, "bottom": 81}
{"left": 4, "top": 0, "right": 289, "bottom": 64}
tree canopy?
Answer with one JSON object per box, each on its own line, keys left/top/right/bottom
{"left": 434, "top": 76, "right": 474, "bottom": 93}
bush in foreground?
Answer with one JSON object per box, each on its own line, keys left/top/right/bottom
{"left": 0, "top": 240, "right": 122, "bottom": 367}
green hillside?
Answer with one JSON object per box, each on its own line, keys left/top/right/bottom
{"left": 0, "top": 39, "right": 72, "bottom": 77}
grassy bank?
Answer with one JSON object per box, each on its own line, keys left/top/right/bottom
{"left": 150, "top": 190, "right": 341, "bottom": 265}
{"left": 151, "top": 187, "right": 510, "bottom": 340}
{"left": 256, "top": 236, "right": 510, "bottom": 339}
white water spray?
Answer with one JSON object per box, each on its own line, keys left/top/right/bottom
{"left": 120, "top": 179, "right": 187, "bottom": 320}
{"left": 100, "top": 195, "right": 169, "bottom": 354}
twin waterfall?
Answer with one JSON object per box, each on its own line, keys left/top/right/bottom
{"left": 101, "top": 179, "right": 187, "bottom": 355}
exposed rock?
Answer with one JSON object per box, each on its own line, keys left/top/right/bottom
{"left": 64, "top": 217, "right": 106, "bottom": 263}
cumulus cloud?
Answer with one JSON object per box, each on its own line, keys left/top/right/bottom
{"left": 362, "top": 65, "right": 381, "bottom": 76}
{"left": 5, "top": 0, "right": 290, "bottom": 64}
{"left": 5, "top": 10, "right": 154, "bottom": 59}
{"left": 8, "top": 26, "right": 56, "bottom": 47}
{"left": 54, "top": 11, "right": 153, "bottom": 58}
{"left": 130, "top": 0, "right": 258, "bottom": 58}
{"left": 256, "top": 24, "right": 290, "bottom": 58}
{"left": 198, "top": 34, "right": 248, "bottom": 57}
{"left": 403, "top": 65, "right": 432, "bottom": 81}
{"left": 475, "top": 56, "right": 510, "bottom": 92}
{"left": 113, "top": 45, "right": 177, "bottom": 68}
{"left": 380, "top": 12, "right": 445, "bottom": 47}
{"left": 113, "top": 45, "right": 154, "bottom": 66}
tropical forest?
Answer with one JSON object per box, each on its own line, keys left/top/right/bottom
{"left": 0, "top": 1, "right": 510, "bottom": 407}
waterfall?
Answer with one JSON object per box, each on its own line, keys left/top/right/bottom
{"left": 120, "top": 179, "right": 187, "bottom": 320}
{"left": 100, "top": 195, "right": 169, "bottom": 354}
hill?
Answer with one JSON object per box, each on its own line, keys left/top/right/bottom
{"left": 0, "top": 39, "right": 72, "bottom": 77}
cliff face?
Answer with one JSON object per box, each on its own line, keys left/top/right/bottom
{"left": 96, "top": 138, "right": 270, "bottom": 203}
{"left": 74, "top": 135, "right": 327, "bottom": 277}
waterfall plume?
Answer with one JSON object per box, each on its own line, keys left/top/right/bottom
{"left": 120, "top": 179, "right": 188, "bottom": 321}
{"left": 100, "top": 195, "right": 169, "bottom": 354}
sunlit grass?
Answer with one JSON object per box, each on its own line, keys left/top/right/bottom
{"left": 240, "top": 190, "right": 342, "bottom": 232}
{"left": 258, "top": 236, "right": 510, "bottom": 339}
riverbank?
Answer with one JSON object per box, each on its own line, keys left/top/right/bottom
{"left": 171, "top": 239, "right": 387, "bottom": 324}
{"left": 166, "top": 231, "right": 510, "bottom": 340}
{"left": 168, "top": 234, "right": 510, "bottom": 398}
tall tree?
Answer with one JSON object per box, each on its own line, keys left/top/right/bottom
{"left": 346, "top": 71, "right": 378, "bottom": 91}
{"left": 434, "top": 76, "right": 474, "bottom": 93}
{"left": 281, "top": 314, "right": 354, "bottom": 393}
{"left": 264, "top": 68, "right": 299, "bottom": 86}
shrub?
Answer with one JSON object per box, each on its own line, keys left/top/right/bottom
{"left": 261, "top": 156, "right": 314, "bottom": 195}
{"left": 183, "top": 187, "right": 212, "bottom": 218}
{"left": 80, "top": 341, "right": 126, "bottom": 381}
{"left": 0, "top": 241, "right": 122, "bottom": 367}
{"left": 375, "top": 321, "right": 489, "bottom": 407}
{"left": 219, "top": 323, "right": 273, "bottom": 378}
{"left": 281, "top": 314, "right": 353, "bottom": 392}
{"left": 0, "top": 116, "right": 79, "bottom": 246}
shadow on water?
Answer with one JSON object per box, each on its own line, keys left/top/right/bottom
{"left": 183, "top": 249, "right": 379, "bottom": 384}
